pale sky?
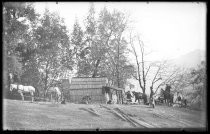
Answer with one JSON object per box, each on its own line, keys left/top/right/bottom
{"left": 34, "top": 2, "right": 206, "bottom": 61}
{"left": 33, "top": 2, "right": 206, "bottom": 94}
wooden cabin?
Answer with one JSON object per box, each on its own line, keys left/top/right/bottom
{"left": 67, "top": 77, "right": 124, "bottom": 104}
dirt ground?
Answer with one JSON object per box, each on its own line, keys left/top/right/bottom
{"left": 3, "top": 99, "right": 206, "bottom": 130}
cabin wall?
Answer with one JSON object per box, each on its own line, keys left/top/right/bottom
{"left": 69, "top": 88, "right": 106, "bottom": 104}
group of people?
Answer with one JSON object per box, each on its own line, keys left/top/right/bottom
{"left": 154, "top": 85, "right": 187, "bottom": 107}
{"left": 105, "top": 91, "right": 118, "bottom": 104}
{"left": 125, "top": 85, "right": 186, "bottom": 109}
{"left": 173, "top": 92, "right": 187, "bottom": 107}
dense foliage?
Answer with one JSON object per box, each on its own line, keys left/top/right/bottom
{"left": 4, "top": 2, "right": 134, "bottom": 95}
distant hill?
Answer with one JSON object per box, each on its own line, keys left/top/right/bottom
{"left": 125, "top": 49, "right": 206, "bottom": 95}
{"left": 169, "top": 49, "right": 205, "bottom": 68}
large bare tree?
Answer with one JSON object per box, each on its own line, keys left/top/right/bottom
{"left": 129, "top": 33, "right": 182, "bottom": 103}
{"left": 129, "top": 33, "right": 151, "bottom": 103}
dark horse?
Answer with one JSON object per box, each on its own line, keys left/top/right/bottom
{"left": 162, "top": 85, "right": 174, "bottom": 106}
{"left": 132, "top": 91, "right": 144, "bottom": 104}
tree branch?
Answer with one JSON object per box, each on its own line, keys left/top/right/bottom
{"left": 145, "top": 65, "right": 151, "bottom": 78}
{"left": 151, "top": 64, "right": 161, "bottom": 85}
{"left": 137, "top": 35, "right": 146, "bottom": 92}
{"left": 154, "top": 68, "right": 179, "bottom": 94}
{"left": 129, "top": 33, "right": 143, "bottom": 90}
{"left": 132, "top": 73, "right": 139, "bottom": 80}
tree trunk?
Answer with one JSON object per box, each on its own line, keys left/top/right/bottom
{"left": 44, "top": 71, "right": 49, "bottom": 99}
{"left": 117, "top": 66, "right": 120, "bottom": 87}
{"left": 50, "top": 94, "right": 52, "bottom": 101}
{"left": 44, "top": 60, "right": 50, "bottom": 99}
{"left": 117, "top": 41, "right": 120, "bottom": 88}
{"left": 142, "top": 87, "right": 147, "bottom": 104}
{"left": 92, "top": 59, "right": 101, "bottom": 78}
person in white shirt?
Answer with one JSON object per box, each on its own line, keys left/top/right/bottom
{"left": 112, "top": 91, "right": 117, "bottom": 104}
{"left": 105, "top": 92, "right": 110, "bottom": 104}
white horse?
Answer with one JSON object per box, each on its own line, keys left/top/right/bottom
{"left": 10, "top": 84, "right": 37, "bottom": 102}
{"left": 45, "top": 87, "right": 61, "bottom": 102}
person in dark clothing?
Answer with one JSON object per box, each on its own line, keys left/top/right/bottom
{"left": 182, "top": 99, "right": 187, "bottom": 107}
{"left": 13, "top": 73, "right": 20, "bottom": 83}
{"left": 150, "top": 87, "right": 154, "bottom": 99}
{"left": 165, "top": 84, "right": 171, "bottom": 93}
{"left": 82, "top": 95, "right": 91, "bottom": 104}
{"left": 126, "top": 91, "right": 132, "bottom": 103}
{"left": 61, "top": 98, "right": 66, "bottom": 104}
{"left": 177, "top": 95, "right": 181, "bottom": 101}
{"left": 107, "top": 100, "right": 112, "bottom": 104}
{"left": 176, "top": 92, "right": 181, "bottom": 103}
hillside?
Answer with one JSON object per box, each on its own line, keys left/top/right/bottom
{"left": 125, "top": 49, "right": 206, "bottom": 94}
{"left": 169, "top": 49, "right": 205, "bottom": 69}
{"left": 3, "top": 99, "right": 206, "bottom": 130}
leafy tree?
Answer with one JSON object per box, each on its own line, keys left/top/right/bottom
{"left": 162, "top": 61, "right": 206, "bottom": 110}
{"left": 70, "top": 19, "right": 86, "bottom": 74}
{"left": 76, "top": 3, "right": 98, "bottom": 77}
{"left": 3, "top": 2, "right": 38, "bottom": 77}
{"left": 76, "top": 5, "right": 131, "bottom": 88}
{"left": 3, "top": 2, "right": 40, "bottom": 88}
{"left": 187, "top": 61, "right": 206, "bottom": 109}
{"left": 34, "top": 9, "right": 73, "bottom": 93}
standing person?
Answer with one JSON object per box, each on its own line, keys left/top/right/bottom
{"left": 160, "top": 88, "right": 164, "bottom": 103}
{"left": 165, "top": 84, "right": 171, "bottom": 106}
{"left": 182, "top": 97, "right": 187, "bottom": 107}
{"left": 165, "top": 84, "right": 171, "bottom": 93}
{"left": 150, "top": 87, "right": 155, "bottom": 108}
{"left": 105, "top": 91, "right": 110, "bottom": 104}
{"left": 112, "top": 91, "right": 117, "bottom": 104}
{"left": 13, "top": 73, "right": 19, "bottom": 84}
{"left": 126, "top": 91, "right": 132, "bottom": 104}
{"left": 177, "top": 92, "right": 182, "bottom": 106}
{"left": 85, "top": 94, "right": 91, "bottom": 104}
{"left": 61, "top": 97, "right": 66, "bottom": 104}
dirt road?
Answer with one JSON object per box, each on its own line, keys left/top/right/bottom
{"left": 3, "top": 99, "right": 206, "bottom": 130}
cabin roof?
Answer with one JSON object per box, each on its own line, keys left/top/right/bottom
{"left": 103, "top": 86, "right": 124, "bottom": 91}
{"left": 69, "top": 77, "right": 108, "bottom": 90}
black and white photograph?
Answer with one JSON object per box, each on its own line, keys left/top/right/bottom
{"left": 3, "top": 2, "right": 206, "bottom": 131}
